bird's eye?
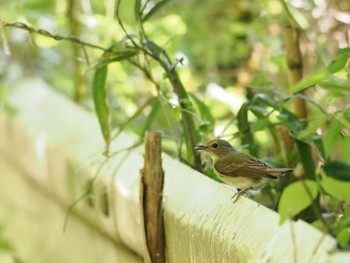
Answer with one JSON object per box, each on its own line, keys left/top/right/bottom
{"left": 211, "top": 143, "right": 219, "bottom": 148}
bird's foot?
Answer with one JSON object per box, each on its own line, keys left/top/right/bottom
{"left": 231, "top": 189, "right": 250, "bottom": 203}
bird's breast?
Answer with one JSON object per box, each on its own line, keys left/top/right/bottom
{"left": 215, "top": 172, "right": 271, "bottom": 190}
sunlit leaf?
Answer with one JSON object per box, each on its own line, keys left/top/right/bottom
{"left": 311, "top": 135, "right": 326, "bottom": 160}
{"left": 142, "top": 0, "right": 170, "bottom": 22}
{"left": 249, "top": 104, "right": 269, "bottom": 118}
{"left": 311, "top": 219, "right": 326, "bottom": 232}
{"left": 297, "top": 117, "right": 327, "bottom": 140}
{"left": 337, "top": 47, "right": 350, "bottom": 56}
{"left": 250, "top": 74, "right": 272, "bottom": 87}
{"left": 319, "top": 78, "right": 350, "bottom": 91}
{"left": 333, "top": 209, "right": 350, "bottom": 235}
{"left": 277, "top": 109, "right": 305, "bottom": 138}
{"left": 341, "top": 136, "right": 350, "bottom": 162}
{"left": 134, "top": 0, "right": 141, "bottom": 21}
{"left": 321, "top": 177, "right": 350, "bottom": 204}
{"left": 255, "top": 93, "right": 279, "bottom": 109}
{"left": 290, "top": 68, "right": 330, "bottom": 93}
{"left": 337, "top": 228, "right": 350, "bottom": 250}
{"left": 287, "top": 93, "right": 326, "bottom": 114}
{"left": 328, "top": 55, "right": 348, "bottom": 73}
{"left": 140, "top": 98, "right": 160, "bottom": 137}
{"left": 99, "top": 50, "right": 138, "bottom": 66}
{"left": 323, "top": 120, "right": 342, "bottom": 158}
{"left": 279, "top": 180, "right": 318, "bottom": 223}
{"left": 250, "top": 118, "right": 269, "bottom": 132}
{"left": 343, "top": 112, "right": 350, "bottom": 130}
{"left": 198, "top": 122, "right": 212, "bottom": 134}
{"left": 189, "top": 92, "right": 215, "bottom": 125}
{"left": 322, "top": 160, "right": 350, "bottom": 181}
{"left": 92, "top": 65, "right": 110, "bottom": 153}
{"left": 113, "top": 97, "right": 156, "bottom": 140}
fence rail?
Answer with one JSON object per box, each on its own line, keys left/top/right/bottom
{"left": 0, "top": 79, "right": 349, "bottom": 263}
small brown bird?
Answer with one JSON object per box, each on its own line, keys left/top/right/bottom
{"left": 195, "top": 139, "right": 293, "bottom": 200}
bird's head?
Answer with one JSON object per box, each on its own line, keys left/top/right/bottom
{"left": 195, "top": 139, "right": 235, "bottom": 161}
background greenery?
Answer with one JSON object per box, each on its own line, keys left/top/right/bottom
{"left": 1, "top": 0, "right": 350, "bottom": 250}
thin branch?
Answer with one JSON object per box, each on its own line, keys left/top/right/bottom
{"left": 114, "top": 0, "right": 157, "bottom": 60}
{"left": 2, "top": 21, "right": 107, "bottom": 51}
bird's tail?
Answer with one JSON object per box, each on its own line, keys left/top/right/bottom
{"left": 265, "top": 168, "right": 294, "bottom": 177}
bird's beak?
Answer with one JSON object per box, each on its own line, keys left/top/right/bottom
{"left": 194, "top": 144, "right": 207, "bottom": 151}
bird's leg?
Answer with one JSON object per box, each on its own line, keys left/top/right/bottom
{"left": 231, "top": 188, "right": 251, "bottom": 203}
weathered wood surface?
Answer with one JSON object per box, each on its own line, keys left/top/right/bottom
{"left": 0, "top": 79, "right": 349, "bottom": 262}
{"left": 141, "top": 132, "right": 166, "bottom": 263}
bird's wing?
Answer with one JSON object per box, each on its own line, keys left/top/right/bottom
{"left": 215, "top": 152, "right": 276, "bottom": 180}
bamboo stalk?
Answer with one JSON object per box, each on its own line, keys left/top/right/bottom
{"left": 141, "top": 131, "right": 166, "bottom": 263}
{"left": 283, "top": 25, "right": 308, "bottom": 120}
{"left": 67, "top": 0, "right": 87, "bottom": 104}
{"left": 283, "top": 26, "right": 316, "bottom": 178}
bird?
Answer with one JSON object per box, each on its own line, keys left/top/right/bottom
{"left": 195, "top": 139, "right": 293, "bottom": 201}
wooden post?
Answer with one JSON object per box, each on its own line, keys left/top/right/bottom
{"left": 141, "top": 131, "right": 166, "bottom": 263}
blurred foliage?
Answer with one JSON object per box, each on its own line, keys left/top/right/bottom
{"left": 1, "top": 0, "right": 350, "bottom": 250}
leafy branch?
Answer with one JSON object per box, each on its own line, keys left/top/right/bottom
{"left": 2, "top": 1, "right": 203, "bottom": 169}
{"left": 109, "top": 0, "right": 202, "bottom": 169}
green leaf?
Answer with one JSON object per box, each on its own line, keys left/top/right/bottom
{"left": 323, "top": 120, "right": 342, "bottom": 158}
{"left": 134, "top": 0, "right": 141, "bottom": 21}
{"left": 237, "top": 102, "right": 257, "bottom": 156}
{"left": 250, "top": 118, "right": 269, "bottom": 132}
{"left": 250, "top": 74, "right": 272, "bottom": 87}
{"left": 255, "top": 93, "right": 279, "bottom": 109}
{"left": 249, "top": 105, "right": 269, "bottom": 118}
{"left": 341, "top": 136, "right": 350, "bottom": 162}
{"left": 311, "top": 219, "right": 326, "bottom": 232}
{"left": 0, "top": 238, "right": 15, "bottom": 252}
{"left": 140, "top": 98, "right": 160, "bottom": 137}
{"left": 321, "top": 177, "right": 350, "bottom": 204}
{"left": 311, "top": 135, "right": 326, "bottom": 160}
{"left": 189, "top": 92, "right": 215, "bottom": 125}
{"left": 337, "top": 47, "right": 350, "bottom": 56}
{"left": 333, "top": 210, "right": 350, "bottom": 249}
{"left": 142, "top": 0, "right": 170, "bottom": 22}
{"left": 343, "top": 112, "right": 350, "bottom": 130}
{"left": 277, "top": 109, "right": 305, "bottom": 138}
{"left": 295, "top": 140, "right": 316, "bottom": 179}
{"left": 328, "top": 55, "right": 348, "bottom": 73}
{"left": 322, "top": 160, "right": 350, "bottom": 181}
{"left": 113, "top": 97, "right": 156, "bottom": 140}
{"left": 297, "top": 117, "right": 327, "bottom": 140}
{"left": 287, "top": 93, "right": 326, "bottom": 115}
{"left": 333, "top": 209, "right": 350, "bottom": 235}
{"left": 92, "top": 65, "right": 110, "bottom": 153}
{"left": 319, "top": 78, "right": 350, "bottom": 91}
{"left": 99, "top": 50, "right": 138, "bottom": 66}
{"left": 237, "top": 102, "right": 249, "bottom": 132}
{"left": 278, "top": 180, "right": 318, "bottom": 224}
{"left": 290, "top": 68, "right": 330, "bottom": 93}
{"left": 198, "top": 122, "right": 213, "bottom": 134}
{"left": 337, "top": 228, "right": 350, "bottom": 250}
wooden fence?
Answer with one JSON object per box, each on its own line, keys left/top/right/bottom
{"left": 0, "top": 79, "right": 349, "bottom": 263}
